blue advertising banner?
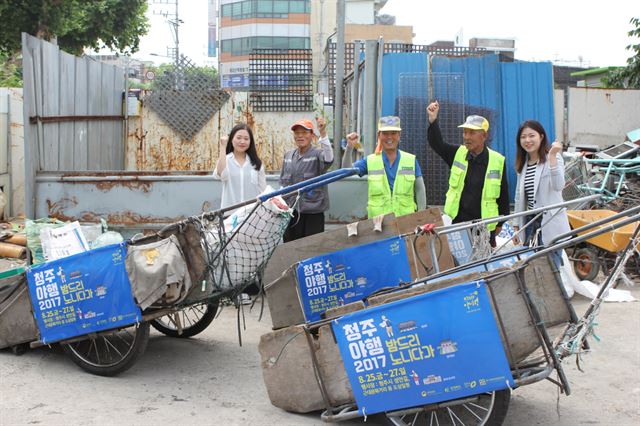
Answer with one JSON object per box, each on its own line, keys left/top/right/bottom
{"left": 332, "top": 281, "right": 514, "bottom": 415}
{"left": 27, "top": 243, "right": 142, "bottom": 344}
{"left": 446, "top": 230, "right": 473, "bottom": 266}
{"left": 297, "top": 236, "right": 411, "bottom": 323}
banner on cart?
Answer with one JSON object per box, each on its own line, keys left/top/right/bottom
{"left": 332, "top": 281, "right": 514, "bottom": 416}
{"left": 27, "top": 243, "right": 142, "bottom": 344}
{"left": 296, "top": 236, "right": 411, "bottom": 323}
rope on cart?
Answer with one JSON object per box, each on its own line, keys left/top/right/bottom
{"left": 556, "top": 229, "right": 640, "bottom": 360}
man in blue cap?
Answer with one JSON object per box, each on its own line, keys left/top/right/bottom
{"left": 427, "top": 101, "right": 509, "bottom": 246}
{"left": 342, "top": 116, "right": 426, "bottom": 219}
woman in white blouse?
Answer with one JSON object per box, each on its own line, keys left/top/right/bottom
{"left": 213, "top": 124, "right": 267, "bottom": 209}
{"left": 513, "top": 120, "right": 571, "bottom": 265}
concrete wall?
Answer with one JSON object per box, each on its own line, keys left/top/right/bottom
{"left": 0, "top": 88, "right": 24, "bottom": 217}
{"left": 567, "top": 87, "right": 640, "bottom": 148}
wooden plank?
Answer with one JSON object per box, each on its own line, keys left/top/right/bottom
{"left": 264, "top": 213, "right": 399, "bottom": 285}
{"left": 86, "top": 60, "right": 102, "bottom": 170}
{"left": 264, "top": 214, "right": 399, "bottom": 329}
{"left": 41, "top": 41, "right": 60, "bottom": 171}
{"left": 73, "top": 58, "right": 88, "bottom": 170}
{"left": 58, "top": 51, "right": 76, "bottom": 170}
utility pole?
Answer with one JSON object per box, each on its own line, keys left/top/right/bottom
{"left": 333, "top": 0, "right": 346, "bottom": 166}
{"left": 152, "top": 0, "right": 182, "bottom": 65}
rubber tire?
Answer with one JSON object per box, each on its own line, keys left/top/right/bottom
{"left": 62, "top": 322, "right": 150, "bottom": 377}
{"left": 485, "top": 389, "right": 511, "bottom": 426}
{"left": 573, "top": 247, "right": 600, "bottom": 281}
{"left": 150, "top": 303, "right": 218, "bottom": 338}
{"left": 385, "top": 389, "right": 511, "bottom": 426}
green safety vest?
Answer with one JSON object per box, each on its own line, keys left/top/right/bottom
{"left": 443, "top": 146, "right": 505, "bottom": 231}
{"left": 366, "top": 150, "right": 417, "bottom": 218}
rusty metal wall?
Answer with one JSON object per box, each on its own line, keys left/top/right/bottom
{"left": 126, "top": 92, "right": 327, "bottom": 172}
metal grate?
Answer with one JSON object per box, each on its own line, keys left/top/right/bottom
{"left": 327, "top": 43, "right": 487, "bottom": 105}
{"left": 249, "top": 49, "right": 313, "bottom": 111}
{"left": 144, "top": 56, "right": 229, "bottom": 140}
{"left": 397, "top": 73, "right": 465, "bottom": 205}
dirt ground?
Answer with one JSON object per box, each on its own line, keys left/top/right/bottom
{"left": 1, "top": 285, "right": 638, "bottom": 426}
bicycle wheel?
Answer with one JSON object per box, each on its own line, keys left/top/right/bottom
{"left": 62, "top": 322, "right": 150, "bottom": 377}
{"left": 573, "top": 247, "right": 600, "bottom": 281}
{"left": 150, "top": 303, "right": 218, "bottom": 338}
{"left": 386, "top": 390, "right": 511, "bottom": 426}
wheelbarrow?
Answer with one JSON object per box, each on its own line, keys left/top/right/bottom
{"left": 567, "top": 209, "right": 640, "bottom": 280}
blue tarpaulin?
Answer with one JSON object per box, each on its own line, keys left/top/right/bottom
{"left": 27, "top": 243, "right": 141, "bottom": 344}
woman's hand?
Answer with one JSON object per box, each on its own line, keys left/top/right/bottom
{"left": 512, "top": 226, "right": 521, "bottom": 245}
{"left": 549, "top": 141, "right": 563, "bottom": 157}
{"left": 219, "top": 135, "right": 229, "bottom": 150}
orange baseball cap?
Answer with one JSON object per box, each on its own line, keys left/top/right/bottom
{"left": 291, "top": 119, "right": 314, "bottom": 131}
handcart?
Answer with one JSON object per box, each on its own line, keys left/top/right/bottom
{"left": 0, "top": 168, "right": 358, "bottom": 376}
{"left": 259, "top": 196, "right": 640, "bottom": 426}
{"left": 566, "top": 209, "right": 640, "bottom": 280}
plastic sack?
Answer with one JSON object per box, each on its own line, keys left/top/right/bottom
{"left": 25, "top": 218, "right": 66, "bottom": 264}
{"left": 92, "top": 231, "right": 124, "bottom": 249}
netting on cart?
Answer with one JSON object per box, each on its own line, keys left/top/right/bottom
{"left": 161, "top": 196, "right": 291, "bottom": 304}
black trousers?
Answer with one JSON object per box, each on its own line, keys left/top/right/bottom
{"left": 283, "top": 211, "right": 325, "bottom": 242}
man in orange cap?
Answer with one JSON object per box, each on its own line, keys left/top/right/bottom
{"left": 427, "top": 101, "right": 509, "bottom": 246}
{"left": 341, "top": 116, "right": 426, "bottom": 219}
{"left": 280, "top": 116, "right": 334, "bottom": 242}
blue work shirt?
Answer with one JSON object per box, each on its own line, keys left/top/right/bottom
{"left": 352, "top": 151, "right": 422, "bottom": 192}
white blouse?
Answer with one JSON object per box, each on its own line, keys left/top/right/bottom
{"left": 213, "top": 153, "right": 267, "bottom": 209}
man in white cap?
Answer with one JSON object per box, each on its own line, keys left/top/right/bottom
{"left": 342, "top": 116, "right": 426, "bottom": 219}
{"left": 427, "top": 101, "right": 509, "bottom": 246}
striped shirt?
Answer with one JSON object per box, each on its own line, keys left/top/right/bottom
{"left": 524, "top": 162, "right": 537, "bottom": 209}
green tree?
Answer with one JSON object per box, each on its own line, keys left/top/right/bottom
{"left": 0, "top": 1, "right": 149, "bottom": 56}
{"left": 149, "top": 63, "right": 220, "bottom": 91}
{"left": 603, "top": 17, "right": 640, "bottom": 88}
{"left": 0, "top": 52, "right": 22, "bottom": 87}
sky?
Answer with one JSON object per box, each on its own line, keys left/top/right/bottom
{"left": 132, "top": 0, "right": 638, "bottom": 68}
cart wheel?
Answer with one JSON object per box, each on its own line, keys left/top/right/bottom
{"left": 386, "top": 389, "right": 510, "bottom": 426}
{"left": 10, "top": 343, "right": 29, "bottom": 355}
{"left": 573, "top": 247, "right": 600, "bottom": 281}
{"left": 62, "top": 322, "right": 150, "bottom": 377}
{"left": 150, "top": 303, "right": 218, "bottom": 338}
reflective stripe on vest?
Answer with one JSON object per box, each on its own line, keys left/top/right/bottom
{"left": 367, "top": 150, "right": 417, "bottom": 218}
{"left": 443, "top": 146, "right": 505, "bottom": 231}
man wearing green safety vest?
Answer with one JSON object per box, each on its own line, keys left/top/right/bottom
{"left": 427, "top": 101, "right": 509, "bottom": 247}
{"left": 341, "top": 116, "right": 427, "bottom": 218}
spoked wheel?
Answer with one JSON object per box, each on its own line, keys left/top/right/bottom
{"left": 62, "top": 322, "right": 150, "bottom": 377}
{"left": 572, "top": 247, "right": 600, "bottom": 281}
{"left": 386, "top": 390, "right": 511, "bottom": 426}
{"left": 150, "top": 303, "right": 218, "bottom": 338}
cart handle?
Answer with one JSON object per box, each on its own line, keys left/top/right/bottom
{"left": 258, "top": 167, "right": 359, "bottom": 202}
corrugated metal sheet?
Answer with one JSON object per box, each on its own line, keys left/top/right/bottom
{"left": 499, "top": 60, "right": 555, "bottom": 199}
{"left": 380, "top": 52, "right": 428, "bottom": 117}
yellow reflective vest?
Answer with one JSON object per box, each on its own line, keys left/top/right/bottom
{"left": 366, "top": 150, "right": 417, "bottom": 218}
{"left": 443, "top": 146, "right": 505, "bottom": 231}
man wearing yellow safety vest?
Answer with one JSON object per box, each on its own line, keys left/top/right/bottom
{"left": 341, "top": 116, "right": 427, "bottom": 218}
{"left": 427, "top": 101, "right": 509, "bottom": 247}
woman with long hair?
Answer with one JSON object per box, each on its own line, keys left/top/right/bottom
{"left": 213, "top": 123, "right": 267, "bottom": 209}
{"left": 513, "top": 120, "right": 570, "bottom": 265}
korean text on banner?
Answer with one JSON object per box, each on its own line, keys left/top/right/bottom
{"left": 27, "top": 243, "right": 142, "bottom": 344}
{"left": 296, "top": 236, "right": 411, "bottom": 323}
{"left": 332, "top": 281, "right": 514, "bottom": 416}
